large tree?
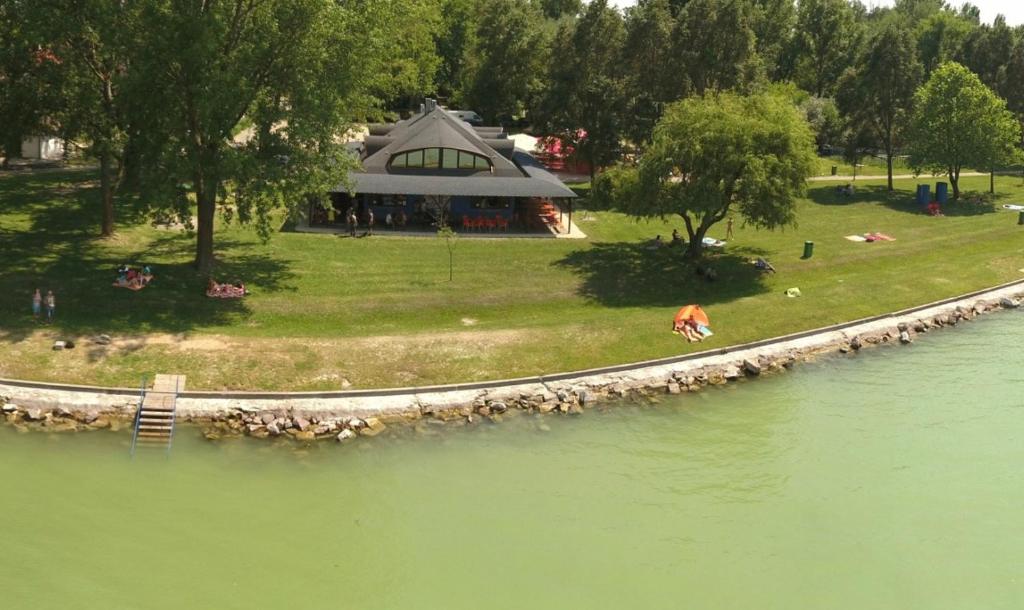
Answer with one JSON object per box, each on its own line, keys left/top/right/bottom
{"left": 462, "top": 0, "right": 547, "bottom": 124}
{"left": 0, "top": 1, "right": 63, "bottom": 167}
{"left": 788, "top": 0, "right": 861, "bottom": 97}
{"left": 33, "top": 0, "right": 144, "bottom": 237}
{"left": 908, "top": 62, "right": 1021, "bottom": 199}
{"left": 749, "top": 0, "right": 796, "bottom": 80}
{"left": 597, "top": 90, "right": 816, "bottom": 259}
{"left": 434, "top": 0, "right": 477, "bottom": 102}
{"left": 915, "top": 9, "right": 975, "bottom": 75}
{"left": 534, "top": 0, "right": 626, "bottom": 181}
{"left": 672, "top": 0, "right": 761, "bottom": 97}
{"left": 620, "top": 0, "right": 677, "bottom": 146}
{"left": 132, "top": 0, "right": 388, "bottom": 272}
{"left": 837, "top": 22, "right": 923, "bottom": 190}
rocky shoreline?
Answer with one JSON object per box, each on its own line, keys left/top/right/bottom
{"left": 2, "top": 285, "right": 1022, "bottom": 444}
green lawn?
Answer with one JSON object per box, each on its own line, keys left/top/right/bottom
{"left": 2, "top": 168, "right": 1023, "bottom": 390}
{"left": 813, "top": 154, "right": 908, "bottom": 177}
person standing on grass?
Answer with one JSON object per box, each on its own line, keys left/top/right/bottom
{"left": 366, "top": 208, "right": 374, "bottom": 236}
{"left": 348, "top": 209, "right": 358, "bottom": 237}
{"left": 45, "top": 290, "right": 55, "bottom": 322}
{"left": 726, "top": 217, "right": 735, "bottom": 239}
{"left": 32, "top": 288, "right": 42, "bottom": 319}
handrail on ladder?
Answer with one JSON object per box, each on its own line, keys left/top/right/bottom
{"left": 166, "top": 376, "right": 181, "bottom": 457}
{"left": 129, "top": 374, "right": 148, "bottom": 458}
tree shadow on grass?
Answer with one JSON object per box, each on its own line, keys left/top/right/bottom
{"left": 879, "top": 190, "right": 997, "bottom": 217}
{"left": 806, "top": 183, "right": 904, "bottom": 207}
{"left": 806, "top": 182, "right": 997, "bottom": 217}
{"left": 555, "top": 242, "right": 772, "bottom": 308}
{"left": 0, "top": 171, "right": 297, "bottom": 343}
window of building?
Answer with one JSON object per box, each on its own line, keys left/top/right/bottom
{"left": 367, "top": 194, "right": 407, "bottom": 208}
{"left": 471, "top": 196, "right": 511, "bottom": 210}
{"left": 424, "top": 148, "right": 440, "bottom": 169}
{"left": 390, "top": 148, "right": 491, "bottom": 172}
{"left": 442, "top": 148, "right": 459, "bottom": 169}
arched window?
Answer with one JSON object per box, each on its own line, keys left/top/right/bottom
{"left": 390, "top": 148, "right": 491, "bottom": 171}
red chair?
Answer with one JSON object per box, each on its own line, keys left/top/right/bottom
{"left": 462, "top": 215, "right": 472, "bottom": 231}
{"left": 484, "top": 217, "right": 497, "bottom": 231}
{"left": 496, "top": 216, "right": 509, "bottom": 231}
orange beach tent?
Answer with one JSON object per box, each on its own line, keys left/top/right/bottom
{"left": 673, "top": 304, "right": 709, "bottom": 328}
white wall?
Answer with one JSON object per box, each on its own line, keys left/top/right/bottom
{"left": 20, "top": 136, "right": 65, "bottom": 160}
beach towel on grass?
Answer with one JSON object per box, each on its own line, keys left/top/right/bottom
{"left": 844, "top": 235, "right": 867, "bottom": 242}
{"left": 1003, "top": 204, "right": 1024, "bottom": 211}
{"left": 702, "top": 237, "right": 726, "bottom": 248}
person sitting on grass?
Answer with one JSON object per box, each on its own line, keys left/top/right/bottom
{"left": 646, "top": 235, "right": 665, "bottom": 250}
{"left": 696, "top": 263, "right": 717, "bottom": 281}
{"left": 207, "top": 278, "right": 248, "bottom": 298}
{"left": 670, "top": 229, "right": 683, "bottom": 247}
{"left": 753, "top": 257, "right": 776, "bottom": 273}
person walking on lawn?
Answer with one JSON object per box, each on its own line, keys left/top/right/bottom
{"left": 726, "top": 217, "right": 735, "bottom": 239}
{"left": 32, "top": 288, "right": 42, "bottom": 320}
{"left": 367, "top": 208, "right": 375, "bottom": 236}
{"left": 45, "top": 290, "right": 56, "bottom": 322}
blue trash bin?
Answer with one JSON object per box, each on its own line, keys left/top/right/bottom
{"left": 935, "top": 182, "right": 948, "bottom": 204}
{"left": 916, "top": 184, "right": 931, "bottom": 206}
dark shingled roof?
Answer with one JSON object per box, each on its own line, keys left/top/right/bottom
{"left": 337, "top": 103, "right": 576, "bottom": 199}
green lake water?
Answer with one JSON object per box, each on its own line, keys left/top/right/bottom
{"left": 2, "top": 312, "right": 1024, "bottom": 609}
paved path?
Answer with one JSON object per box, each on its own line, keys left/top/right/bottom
{"left": 809, "top": 172, "right": 988, "bottom": 182}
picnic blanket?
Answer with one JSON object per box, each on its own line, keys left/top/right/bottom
{"left": 112, "top": 275, "right": 154, "bottom": 291}
{"left": 846, "top": 233, "right": 894, "bottom": 242}
{"left": 702, "top": 237, "right": 726, "bottom": 248}
{"left": 206, "top": 285, "right": 246, "bottom": 299}
{"left": 1002, "top": 204, "right": 1024, "bottom": 211}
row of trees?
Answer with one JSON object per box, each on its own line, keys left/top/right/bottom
{"left": 1, "top": 0, "right": 427, "bottom": 271}
{"left": 3, "top": 0, "right": 1024, "bottom": 268}
{"left": 427, "top": 0, "right": 1024, "bottom": 188}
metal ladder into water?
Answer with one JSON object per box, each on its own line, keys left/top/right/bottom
{"left": 130, "top": 374, "right": 185, "bottom": 457}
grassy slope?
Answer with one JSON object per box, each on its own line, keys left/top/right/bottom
{"left": 1, "top": 169, "right": 1023, "bottom": 390}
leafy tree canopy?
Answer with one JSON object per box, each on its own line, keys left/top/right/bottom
{"left": 595, "top": 90, "right": 816, "bottom": 258}
{"left": 837, "top": 21, "right": 922, "bottom": 190}
{"left": 131, "top": 0, "right": 395, "bottom": 272}
{"left": 908, "top": 61, "right": 1022, "bottom": 198}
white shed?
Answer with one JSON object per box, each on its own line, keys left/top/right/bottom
{"left": 20, "top": 136, "right": 65, "bottom": 160}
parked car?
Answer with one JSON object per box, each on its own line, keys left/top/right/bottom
{"left": 448, "top": 110, "right": 484, "bottom": 127}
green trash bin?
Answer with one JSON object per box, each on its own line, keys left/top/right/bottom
{"left": 802, "top": 240, "right": 814, "bottom": 259}
{"left": 1019, "top": 211, "right": 1024, "bottom": 225}
{"left": 831, "top": 165, "right": 838, "bottom": 176}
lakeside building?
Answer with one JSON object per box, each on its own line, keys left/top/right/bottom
{"left": 308, "top": 99, "right": 577, "bottom": 234}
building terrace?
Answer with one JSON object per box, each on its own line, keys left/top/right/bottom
{"left": 305, "top": 99, "right": 579, "bottom": 237}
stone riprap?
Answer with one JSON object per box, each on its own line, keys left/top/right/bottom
{"left": 2, "top": 282, "right": 1023, "bottom": 442}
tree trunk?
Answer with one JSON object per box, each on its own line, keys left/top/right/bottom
{"left": 194, "top": 181, "right": 217, "bottom": 273}
{"left": 685, "top": 223, "right": 709, "bottom": 259}
{"left": 886, "top": 154, "right": 894, "bottom": 192}
{"left": 99, "top": 152, "right": 115, "bottom": 237}
{"left": 120, "top": 134, "right": 141, "bottom": 191}
{"left": 2, "top": 135, "right": 20, "bottom": 169}
{"left": 949, "top": 171, "right": 960, "bottom": 200}
{"left": 990, "top": 168, "right": 995, "bottom": 194}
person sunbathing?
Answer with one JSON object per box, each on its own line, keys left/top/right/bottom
{"left": 681, "top": 320, "right": 704, "bottom": 342}
{"left": 754, "top": 257, "right": 776, "bottom": 273}
{"left": 207, "top": 278, "right": 247, "bottom": 298}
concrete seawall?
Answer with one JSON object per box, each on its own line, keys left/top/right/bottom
{"left": 2, "top": 279, "right": 1023, "bottom": 439}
